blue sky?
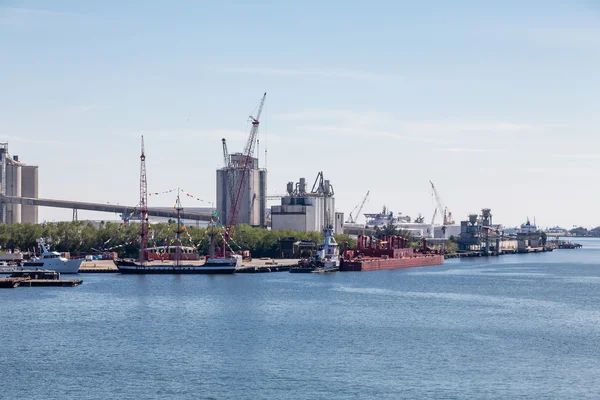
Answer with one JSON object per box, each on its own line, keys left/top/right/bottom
{"left": 1, "top": 0, "right": 599, "bottom": 228}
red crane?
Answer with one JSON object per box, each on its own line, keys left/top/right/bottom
{"left": 223, "top": 92, "right": 267, "bottom": 255}
{"left": 139, "top": 135, "right": 149, "bottom": 263}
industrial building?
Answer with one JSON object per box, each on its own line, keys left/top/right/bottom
{"left": 457, "top": 208, "right": 518, "bottom": 254}
{"left": 433, "top": 224, "right": 461, "bottom": 239}
{"left": 271, "top": 172, "right": 344, "bottom": 234}
{"left": 216, "top": 153, "right": 267, "bottom": 228}
{"left": 0, "top": 143, "right": 39, "bottom": 224}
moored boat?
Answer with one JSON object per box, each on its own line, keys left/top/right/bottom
{"left": 290, "top": 226, "right": 340, "bottom": 273}
{"left": 21, "top": 239, "right": 82, "bottom": 274}
{"left": 338, "top": 235, "right": 444, "bottom": 272}
{"left": 115, "top": 190, "right": 239, "bottom": 274}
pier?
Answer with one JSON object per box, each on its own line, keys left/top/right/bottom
{"left": 0, "top": 270, "right": 82, "bottom": 288}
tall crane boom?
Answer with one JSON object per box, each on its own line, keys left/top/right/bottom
{"left": 225, "top": 93, "right": 267, "bottom": 252}
{"left": 347, "top": 190, "right": 370, "bottom": 223}
{"left": 242, "top": 92, "right": 267, "bottom": 162}
{"left": 429, "top": 180, "right": 454, "bottom": 226}
{"left": 222, "top": 138, "right": 230, "bottom": 168}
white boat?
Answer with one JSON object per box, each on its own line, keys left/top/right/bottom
{"left": 21, "top": 239, "right": 82, "bottom": 274}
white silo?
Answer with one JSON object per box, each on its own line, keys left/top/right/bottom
{"left": 5, "top": 157, "right": 22, "bottom": 224}
{"left": 21, "top": 165, "right": 39, "bottom": 223}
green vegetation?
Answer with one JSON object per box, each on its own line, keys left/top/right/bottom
{"left": 0, "top": 221, "right": 357, "bottom": 259}
{"left": 569, "top": 226, "right": 600, "bottom": 237}
{"left": 444, "top": 236, "right": 458, "bottom": 254}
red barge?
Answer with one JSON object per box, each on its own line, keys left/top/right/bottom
{"left": 339, "top": 235, "right": 444, "bottom": 272}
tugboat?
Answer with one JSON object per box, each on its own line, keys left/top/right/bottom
{"left": 290, "top": 226, "right": 340, "bottom": 273}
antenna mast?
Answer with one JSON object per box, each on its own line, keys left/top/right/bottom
{"left": 139, "top": 136, "right": 149, "bottom": 264}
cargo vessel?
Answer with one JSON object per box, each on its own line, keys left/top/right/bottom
{"left": 339, "top": 235, "right": 444, "bottom": 272}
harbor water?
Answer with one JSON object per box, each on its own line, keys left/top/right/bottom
{"left": 2, "top": 238, "right": 600, "bottom": 399}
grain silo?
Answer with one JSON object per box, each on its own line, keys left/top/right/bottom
{"left": 21, "top": 165, "right": 39, "bottom": 223}
{"left": 5, "top": 156, "right": 22, "bottom": 224}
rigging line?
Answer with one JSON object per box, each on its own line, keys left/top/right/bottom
{"left": 264, "top": 99, "right": 268, "bottom": 170}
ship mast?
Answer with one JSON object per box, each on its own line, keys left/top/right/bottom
{"left": 175, "top": 188, "right": 183, "bottom": 267}
{"left": 208, "top": 218, "right": 216, "bottom": 260}
{"left": 139, "top": 136, "right": 148, "bottom": 265}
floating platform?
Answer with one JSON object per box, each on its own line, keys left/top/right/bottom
{"left": 0, "top": 270, "right": 82, "bottom": 288}
{"left": 79, "top": 268, "right": 119, "bottom": 273}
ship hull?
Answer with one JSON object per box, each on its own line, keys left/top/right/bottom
{"left": 21, "top": 259, "right": 82, "bottom": 274}
{"left": 289, "top": 260, "right": 339, "bottom": 273}
{"left": 115, "top": 259, "right": 237, "bottom": 274}
{"left": 339, "top": 254, "right": 444, "bottom": 272}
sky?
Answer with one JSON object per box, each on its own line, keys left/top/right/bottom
{"left": 1, "top": 0, "right": 599, "bottom": 228}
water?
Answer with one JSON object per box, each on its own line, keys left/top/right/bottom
{"left": 2, "top": 239, "right": 600, "bottom": 399}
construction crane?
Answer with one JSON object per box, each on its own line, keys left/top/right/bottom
{"left": 221, "top": 138, "right": 236, "bottom": 217}
{"left": 221, "top": 138, "right": 230, "bottom": 169}
{"left": 346, "top": 190, "right": 370, "bottom": 224}
{"left": 429, "top": 180, "right": 454, "bottom": 226}
{"left": 139, "top": 135, "right": 148, "bottom": 264}
{"left": 224, "top": 93, "right": 267, "bottom": 253}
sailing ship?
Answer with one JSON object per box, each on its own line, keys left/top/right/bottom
{"left": 115, "top": 191, "right": 239, "bottom": 274}
{"left": 290, "top": 226, "right": 340, "bottom": 273}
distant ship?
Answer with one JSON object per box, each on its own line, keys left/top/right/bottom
{"left": 518, "top": 218, "right": 539, "bottom": 234}
{"left": 290, "top": 226, "right": 340, "bottom": 273}
{"left": 364, "top": 206, "right": 434, "bottom": 238}
{"left": 21, "top": 239, "right": 82, "bottom": 274}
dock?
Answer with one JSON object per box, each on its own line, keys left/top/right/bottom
{"left": 0, "top": 270, "right": 82, "bottom": 288}
{"left": 79, "top": 260, "right": 119, "bottom": 273}
{"left": 236, "top": 258, "right": 298, "bottom": 273}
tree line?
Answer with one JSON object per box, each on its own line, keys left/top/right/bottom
{"left": 0, "top": 221, "right": 357, "bottom": 259}
{"left": 568, "top": 227, "right": 600, "bottom": 237}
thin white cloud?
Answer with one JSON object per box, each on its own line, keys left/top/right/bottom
{"left": 0, "top": 135, "right": 61, "bottom": 145}
{"left": 64, "top": 105, "right": 107, "bottom": 113}
{"left": 123, "top": 129, "right": 249, "bottom": 141}
{"left": 304, "top": 125, "right": 437, "bottom": 143}
{"left": 275, "top": 109, "right": 535, "bottom": 136}
{"left": 400, "top": 122, "right": 535, "bottom": 135}
{"left": 553, "top": 153, "right": 600, "bottom": 159}
{"left": 0, "top": 7, "right": 77, "bottom": 18}
{"left": 118, "top": 128, "right": 311, "bottom": 145}
{"left": 439, "top": 148, "right": 497, "bottom": 153}
{"left": 221, "top": 66, "right": 401, "bottom": 81}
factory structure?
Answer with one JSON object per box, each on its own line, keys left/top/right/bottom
{"left": 457, "top": 208, "right": 525, "bottom": 254}
{"left": 271, "top": 172, "right": 344, "bottom": 234}
{"left": 0, "top": 143, "right": 39, "bottom": 224}
{"left": 216, "top": 152, "right": 267, "bottom": 228}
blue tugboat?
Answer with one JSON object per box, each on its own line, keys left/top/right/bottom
{"left": 290, "top": 226, "right": 340, "bottom": 273}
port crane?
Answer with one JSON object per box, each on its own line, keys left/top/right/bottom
{"left": 429, "top": 180, "right": 454, "bottom": 226}
{"left": 224, "top": 93, "right": 267, "bottom": 253}
{"left": 346, "top": 190, "right": 370, "bottom": 224}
